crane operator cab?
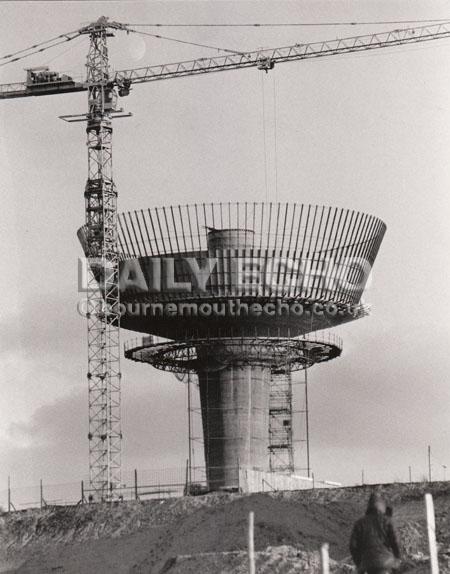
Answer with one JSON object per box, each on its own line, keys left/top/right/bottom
{"left": 88, "top": 85, "right": 118, "bottom": 114}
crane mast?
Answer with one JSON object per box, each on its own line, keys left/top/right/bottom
{"left": 82, "top": 18, "right": 122, "bottom": 500}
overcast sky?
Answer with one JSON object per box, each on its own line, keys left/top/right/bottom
{"left": 1, "top": 0, "right": 450, "bottom": 503}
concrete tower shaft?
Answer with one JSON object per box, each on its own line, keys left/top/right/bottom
{"left": 196, "top": 227, "right": 269, "bottom": 490}
{"left": 198, "top": 361, "right": 270, "bottom": 490}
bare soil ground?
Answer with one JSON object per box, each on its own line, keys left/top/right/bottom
{"left": 1, "top": 482, "right": 449, "bottom": 573}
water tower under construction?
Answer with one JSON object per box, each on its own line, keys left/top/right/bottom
{"left": 80, "top": 201, "right": 385, "bottom": 491}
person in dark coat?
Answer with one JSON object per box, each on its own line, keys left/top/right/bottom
{"left": 349, "top": 492, "right": 401, "bottom": 574}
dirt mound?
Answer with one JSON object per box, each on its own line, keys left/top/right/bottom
{"left": 1, "top": 482, "right": 449, "bottom": 573}
{"left": 160, "top": 546, "right": 354, "bottom": 574}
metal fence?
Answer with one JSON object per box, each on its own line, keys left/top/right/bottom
{"left": 1, "top": 467, "right": 193, "bottom": 511}
{"left": 1, "top": 465, "right": 339, "bottom": 512}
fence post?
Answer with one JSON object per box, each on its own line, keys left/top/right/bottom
{"left": 7, "top": 476, "right": 16, "bottom": 513}
{"left": 237, "top": 456, "right": 241, "bottom": 493}
{"left": 134, "top": 469, "right": 139, "bottom": 501}
{"left": 40, "top": 479, "right": 44, "bottom": 510}
{"left": 312, "top": 472, "right": 315, "bottom": 490}
{"left": 184, "top": 459, "right": 189, "bottom": 496}
{"left": 248, "top": 511, "right": 255, "bottom": 574}
{"left": 425, "top": 493, "right": 439, "bottom": 574}
{"left": 320, "top": 543, "right": 330, "bottom": 574}
{"left": 428, "top": 445, "right": 432, "bottom": 482}
{"left": 81, "top": 480, "right": 89, "bottom": 504}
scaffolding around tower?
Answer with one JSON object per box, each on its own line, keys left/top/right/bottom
{"left": 269, "top": 370, "right": 295, "bottom": 475}
{"left": 125, "top": 331, "right": 341, "bottom": 491}
{"left": 180, "top": 365, "right": 310, "bottom": 492}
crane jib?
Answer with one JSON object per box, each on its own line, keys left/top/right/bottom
{"left": 114, "top": 25, "right": 450, "bottom": 85}
{"left": 2, "top": 21, "right": 450, "bottom": 98}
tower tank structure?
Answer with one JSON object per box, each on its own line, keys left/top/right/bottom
{"left": 79, "top": 202, "right": 386, "bottom": 491}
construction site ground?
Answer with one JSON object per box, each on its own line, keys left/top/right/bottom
{"left": 1, "top": 482, "right": 450, "bottom": 573}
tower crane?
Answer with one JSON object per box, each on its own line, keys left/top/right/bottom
{"left": 1, "top": 16, "right": 449, "bottom": 501}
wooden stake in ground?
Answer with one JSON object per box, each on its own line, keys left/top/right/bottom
{"left": 320, "top": 543, "right": 330, "bottom": 574}
{"left": 248, "top": 511, "right": 255, "bottom": 574}
{"left": 425, "top": 493, "right": 439, "bottom": 574}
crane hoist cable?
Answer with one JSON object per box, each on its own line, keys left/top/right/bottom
{"left": 0, "top": 30, "right": 83, "bottom": 67}
{"left": 260, "top": 70, "right": 279, "bottom": 203}
{"left": 272, "top": 69, "right": 278, "bottom": 204}
{"left": 260, "top": 71, "right": 269, "bottom": 203}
